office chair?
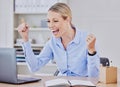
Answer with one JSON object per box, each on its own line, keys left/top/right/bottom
{"left": 54, "top": 57, "right": 110, "bottom": 76}
{"left": 100, "top": 57, "right": 110, "bottom": 66}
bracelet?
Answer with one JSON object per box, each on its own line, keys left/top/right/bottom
{"left": 88, "top": 51, "right": 97, "bottom": 56}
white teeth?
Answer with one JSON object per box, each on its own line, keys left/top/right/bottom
{"left": 52, "top": 29, "right": 59, "bottom": 35}
{"left": 51, "top": 30, "right": 56, "bottom": 32}
{"left": 52, "top": 29, "right": 59, "bottom": 32}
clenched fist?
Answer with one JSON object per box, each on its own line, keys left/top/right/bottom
{"left": 86, "top": 34, "right": 96, "bottom": 54}
{"left": 17, "top": 23, "right": 29, "bottom": 42}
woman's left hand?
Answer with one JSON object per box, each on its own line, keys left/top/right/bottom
{"left": 86, "top": 34, "right": 96, "bottom": 54}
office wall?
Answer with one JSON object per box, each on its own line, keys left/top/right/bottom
{"left": 0, "top": 0, "right": 13, "bottom": 47}
{"left": 69, "top": 0, "right": 120, "bottom": 67}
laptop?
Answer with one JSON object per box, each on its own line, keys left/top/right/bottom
{"left": 0, "top": 48, "right": 41, "bottom": 84}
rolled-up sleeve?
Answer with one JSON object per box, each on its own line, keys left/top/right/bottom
{"left": 22, "top": 41, "right": 53, "bottom": 72}
{"left": 87, "top": 53, "right": 100, "bottom": 77}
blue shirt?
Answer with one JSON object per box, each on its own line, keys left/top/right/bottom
{"left": 22, "top": 28, "right": 100, "bottom": 77}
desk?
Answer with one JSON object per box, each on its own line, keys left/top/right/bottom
{"left": 0, "top": 76, "right": 120, "bottom": 87}
{"left": 0, "top": 75, "right": 119, "bottom": 87}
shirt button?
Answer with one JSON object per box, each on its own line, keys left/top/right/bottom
{"left": 67, "top": 65, "right": 70, "bottom": 68}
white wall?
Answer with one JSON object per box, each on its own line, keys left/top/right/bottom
{"left": 69, "top": 0, "right": 120, "bottom": 67}
{"left": 0, "top": 0, "right": 14, "bottom": 47}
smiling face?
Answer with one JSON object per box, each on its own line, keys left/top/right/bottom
{"left": 47, "top": 11, "right": 69, "bottom": 38}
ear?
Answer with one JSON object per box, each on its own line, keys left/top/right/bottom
{"left": 65, "top": 16, "right": 71, "bottom": 23}
{"left": 67, "top": 16, "right": 71, "bottom": 21}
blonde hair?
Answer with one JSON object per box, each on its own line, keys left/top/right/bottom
{"left": 48, "top": 3, "right": 72, "bottom": 21}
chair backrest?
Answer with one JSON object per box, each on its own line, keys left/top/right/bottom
{"left": 100, "top": 57, "right": 110, "bottom": 66}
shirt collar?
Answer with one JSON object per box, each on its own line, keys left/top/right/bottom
{"left": 55, "top": 27, "right": 81, "bottom": 46}
{"left": 71, "top": 28, "right": 81, "bottom": 44}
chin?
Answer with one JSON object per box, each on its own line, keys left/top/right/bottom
{"left": 53, "top": 35, "right": 61, "bottom": 38}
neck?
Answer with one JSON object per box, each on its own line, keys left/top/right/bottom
{"left": 61, "top": 27, "right": 75, "bottom": 49}
{"left": 65, "top": 29, "right": 74, "bottom": 40}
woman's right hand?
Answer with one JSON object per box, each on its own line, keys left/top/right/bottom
{"left": 17, "top": 23, "right": 29, "bottom": 42}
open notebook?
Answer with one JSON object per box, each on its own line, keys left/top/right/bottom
{"left": 0, "top": 48, "right": 41, "bottom": 84}
{"left": 45, "top": 78, "right": 96, "bottom": 87}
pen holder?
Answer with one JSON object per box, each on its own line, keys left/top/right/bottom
{"left": 99, "top": 66, "right": 117, "bottom": 84}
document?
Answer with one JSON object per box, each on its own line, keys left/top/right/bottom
{"left": 45, "top": 78, "right": 96, "bottom": 87}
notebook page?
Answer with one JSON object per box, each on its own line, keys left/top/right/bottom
{"left": 45, "top": 78, "right": 69, "bottom": 87}
{"left": 70, "top": 80, "right": 95, "bottom": 86}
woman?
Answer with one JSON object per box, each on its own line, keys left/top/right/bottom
{"left": 17, "top": 3, "right": 100, "bottom": 77}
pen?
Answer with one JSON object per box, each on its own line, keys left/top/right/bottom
{"left": 68, "top": 80, "right": 72, "bottom": 87}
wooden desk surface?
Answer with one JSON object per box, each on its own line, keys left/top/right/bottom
{"left": 0, "top": 76, "right": 120, "bottom": 87}
{"left": 0, "top": 75, "right": 119, "bottom": 87}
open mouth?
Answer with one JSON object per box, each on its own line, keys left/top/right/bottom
{"left": 52, "top": 29, "right": 59, "bottom": 35}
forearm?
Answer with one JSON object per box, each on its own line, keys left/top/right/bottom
{"left": 22, "top": 41, "right": 40, "bottom": 72}
{"left": 87, "top": 53, "right": 100, "bottom": 77}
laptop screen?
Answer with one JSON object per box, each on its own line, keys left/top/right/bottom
{"left": 0, "top": 48, "right": 18, "bottom": 83}
{"left": 0, "top": 48, "right": 41, "bottom": 84}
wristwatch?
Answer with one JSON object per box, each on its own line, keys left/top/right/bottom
{"left": 88, "top": 51, "right": 97, "bottom": 56}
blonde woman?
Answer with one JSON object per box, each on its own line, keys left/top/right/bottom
{"left": 17, "top": 3, "right": 100, "bottom": 77}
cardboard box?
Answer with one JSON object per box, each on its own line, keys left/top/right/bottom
{"left": 99, "top": 66, "right": 117, "bottom": 83}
